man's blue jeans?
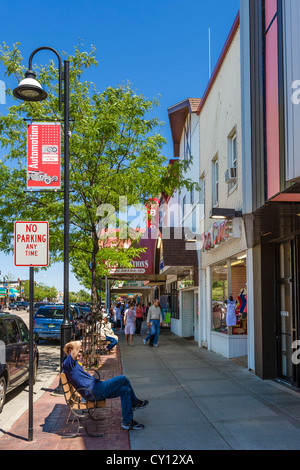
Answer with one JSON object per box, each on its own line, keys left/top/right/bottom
{"left": 106, "top": 335, "right": 118, "bottom": 351}
{"left": 144, "top": 319, "right": 160, "bottom": 345}
{"left": 93, "top": 375, "right": 138, "bottom": 424}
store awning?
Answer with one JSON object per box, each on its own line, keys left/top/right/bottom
{"left": 9, "top": 288, "right": 19, "bottom": 298}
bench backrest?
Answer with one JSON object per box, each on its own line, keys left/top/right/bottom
{"left": 60, "top": 372, "right": 81, "bottom": 407}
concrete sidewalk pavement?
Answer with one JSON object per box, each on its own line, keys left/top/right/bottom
{"left": 1, "top": 322, "right": 300, "bottom": 450}
{"left": 120, "top": 325, "right": 300, "bottom": 451}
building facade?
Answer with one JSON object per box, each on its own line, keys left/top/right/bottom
{"left": 240, "top": 0, "right": 300, "bottom": 385}
{"left": 197, "top": 15, "right": 251, "bottom": 361}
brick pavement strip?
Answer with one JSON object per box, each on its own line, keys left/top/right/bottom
{"left": 0, "top": 345, "right": 131, "bottom": 450}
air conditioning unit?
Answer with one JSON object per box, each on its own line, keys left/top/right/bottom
{"left": 225, "top": 167, "right": 237, "bottom": 184}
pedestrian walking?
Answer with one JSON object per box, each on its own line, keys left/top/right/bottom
{"left": 124, "top": 302, "right": 136, "bottom": 347}
{"left": 135, "top": 303, "right": 143, "bottom": 335}
{"left": 114, "top": 302, "right": 122, "bottom": 331}
{"left": 143, "top": 299, "right": 163, "bottom": 347}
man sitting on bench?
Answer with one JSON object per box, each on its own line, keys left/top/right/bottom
{"left": 62, "top": 341, "right": 148, "bottom": 430}
{"left": 98, "top": 313, "right": 119, "bottom": 353}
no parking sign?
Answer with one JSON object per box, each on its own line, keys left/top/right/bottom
{"left": 14, "top": 221, "right": 49, "bottom": 267}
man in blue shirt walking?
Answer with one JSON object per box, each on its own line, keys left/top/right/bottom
{"left": 63, "top": 341, "right": 148, "bottom": 430}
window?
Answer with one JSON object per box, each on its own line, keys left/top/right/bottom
{"left": 227, "top": 130, "right": 237, "bottom": 191}
{"left": 200, "top": 172, "right": 205, "bottom": 218}
{"left": 5, "top": 319, "right": 20, "bottom": 344}
{"left": 192, "top": 207, "right": 197, "bottom": 233}
{"left": 182, "top": 195, "right": 186, "bottom": 219}
{"left": 170, "top": 282, "right": 179, "bottom": 319}
{"left": 18, "top": 319, "right": 29, "bottom": 342}
{"left": 190, "top": 187, "right": 194, "bottom": 205}
{"left": 184, "top": 115, "right": 191, "bottom": 161}
{"left": 212, "top": 156, "right": 219, "bottom": 207}
{"left": 0, "top": 320, "right": 7, "bottom": 344}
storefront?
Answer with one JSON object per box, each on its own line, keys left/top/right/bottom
{"left": 200, "top": 217, "right": 249, "bottom": 359}
{"left": 157, "top": 228, "right": 199, "bottom": 340}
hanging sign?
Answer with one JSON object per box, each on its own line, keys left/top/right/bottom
{"left": 27, "top": 122, "right": 61, "bottom": 189}
{"left": 14, "top": 221, "right": 49, "bottom": 267}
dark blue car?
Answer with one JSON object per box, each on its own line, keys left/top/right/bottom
{"left": 33, "top": 305, "right": 80, "bottom": 342}
{"left": 0, "top": 312, "right": 39, "bottom": 413}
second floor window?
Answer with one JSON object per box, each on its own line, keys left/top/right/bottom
{"left": 212, "top": 157, "right": 219, "bottom": 207}
{"left": 184, "top": 115, "right": 191, "bottom": 161}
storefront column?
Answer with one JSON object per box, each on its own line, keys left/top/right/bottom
{"left": 253, "top": 243, "right": 276, "bottom": 379}
{"left": 206, "top": 266, "right": 212, "bottom": 351}
{"left": 227, "top": 259, "right": 232, "bottom": 335}
{"left": 199, "top": 268, "right": 207, "bottom": 348}
{"left": 246, "top": 248, "right": 255, "bottom": 371}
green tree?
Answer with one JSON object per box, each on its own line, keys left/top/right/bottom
{"left": 0, "top": 42, "right": 197, "bottom": 313}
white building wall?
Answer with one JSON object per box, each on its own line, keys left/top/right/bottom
{"left": 197, "top": 25, "right": 253, "bottom": 361}
{"left": 199, "top": 29, "right": 243, "bottom": 236}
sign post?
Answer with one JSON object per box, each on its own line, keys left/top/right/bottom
{"left": 14, "top": 221, "right": 49, "bottom": 442}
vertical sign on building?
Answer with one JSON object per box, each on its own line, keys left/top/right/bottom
{"left": 27, "top": 122, "right": 61, "bottom": 190}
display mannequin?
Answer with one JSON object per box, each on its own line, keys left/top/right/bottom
{"left": 226, "top": 295, "right": 237, "bottom": 327}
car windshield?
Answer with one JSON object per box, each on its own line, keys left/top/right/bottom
{"left": 35, "top": 307, "right": 64, "bottom": 319}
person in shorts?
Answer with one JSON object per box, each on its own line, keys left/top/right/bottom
{"left": 124, "top": 302, "right": 136, "bottom": 347}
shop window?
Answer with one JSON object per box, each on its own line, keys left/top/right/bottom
{"left": 211, "top": 256, "right": 247, "bottom": 335}
{"left": 170, "top": 281, "right": 179, "bottom": 319}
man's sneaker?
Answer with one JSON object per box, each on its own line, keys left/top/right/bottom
{"left": 153, "top": 343, "right": 159, "bottom": 347}
{"left": 143, "top": 339, "right": 147, "bottom": 345}
{"left": 132, "top": 399, "right": 149, "bottom": 411}
{"left": 122, "top": 419, "right": 145, "bottom": 430}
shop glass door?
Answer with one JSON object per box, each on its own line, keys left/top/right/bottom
{"left": 276, "top": 241, "right": 296, "bottom": 384}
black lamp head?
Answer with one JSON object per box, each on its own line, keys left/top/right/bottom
{"left": 13, "top": 69, "right": 47, "bottom": 102}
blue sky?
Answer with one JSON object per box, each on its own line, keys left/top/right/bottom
{"left": 0, "top": 0, "right": 239, "bottom": 292}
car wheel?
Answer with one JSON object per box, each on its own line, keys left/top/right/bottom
{"left": 0, "top": 376, "right": 7, "bottom": 414}
{"left": 44, "top": 177, "right": 52, "bottom": 185}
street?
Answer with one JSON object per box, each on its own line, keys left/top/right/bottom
{"left": 0, "top": 309, "right": 60, "bottom": 435}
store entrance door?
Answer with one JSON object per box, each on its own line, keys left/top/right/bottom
{"left": 275, "top": 240, "right": 299, "bottom": 387}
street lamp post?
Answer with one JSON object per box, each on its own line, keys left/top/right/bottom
{"left": 13, "top": 47, "right": 72, "bottom": 384}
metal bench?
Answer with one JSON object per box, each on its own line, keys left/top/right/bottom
{"left": 60, "top": 371, "right": 106, "bottom": 438}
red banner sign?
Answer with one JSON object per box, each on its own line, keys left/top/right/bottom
{"left": 27, "top": 122, "right": 61, "bottom": 189}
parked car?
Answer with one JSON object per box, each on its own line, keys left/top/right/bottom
{"left": 33, "top": 302, "right": 54, "bottom": 314}
{"left": 7, "top": 302, "right": 19, "bottom": 310}
{"left": 16, "top": 301, "right": 30, "bottom": 310}
{"left": 8, "top": 301, "right": 29, "bottom": 311}
{"left": 33, "top": 305, "right": 80, "bottom": 343}
{"left": 0, "top": 313, "right": 39, "bottom": 413}
{"left": 80, "top": 306, "right": 92, "bottom": 323}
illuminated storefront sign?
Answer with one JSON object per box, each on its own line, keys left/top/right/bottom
{"left": 202, "top": 219, "right": 232, "bottom": 252}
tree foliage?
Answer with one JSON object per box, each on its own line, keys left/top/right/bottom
{"left": 0, "top": 42, "right": 197, "bottom": 310}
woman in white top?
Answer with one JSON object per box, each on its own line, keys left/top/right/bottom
{"left": 124, "top": 302, "right": 136, "bottom": 347}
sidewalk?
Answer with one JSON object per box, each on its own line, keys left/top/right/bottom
{"left": 2, "top": 323, "right": 300, "bottom": 450}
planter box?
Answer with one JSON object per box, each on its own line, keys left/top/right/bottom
{"left": 210, "top": 331, "right": 248, "bottom": 358}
